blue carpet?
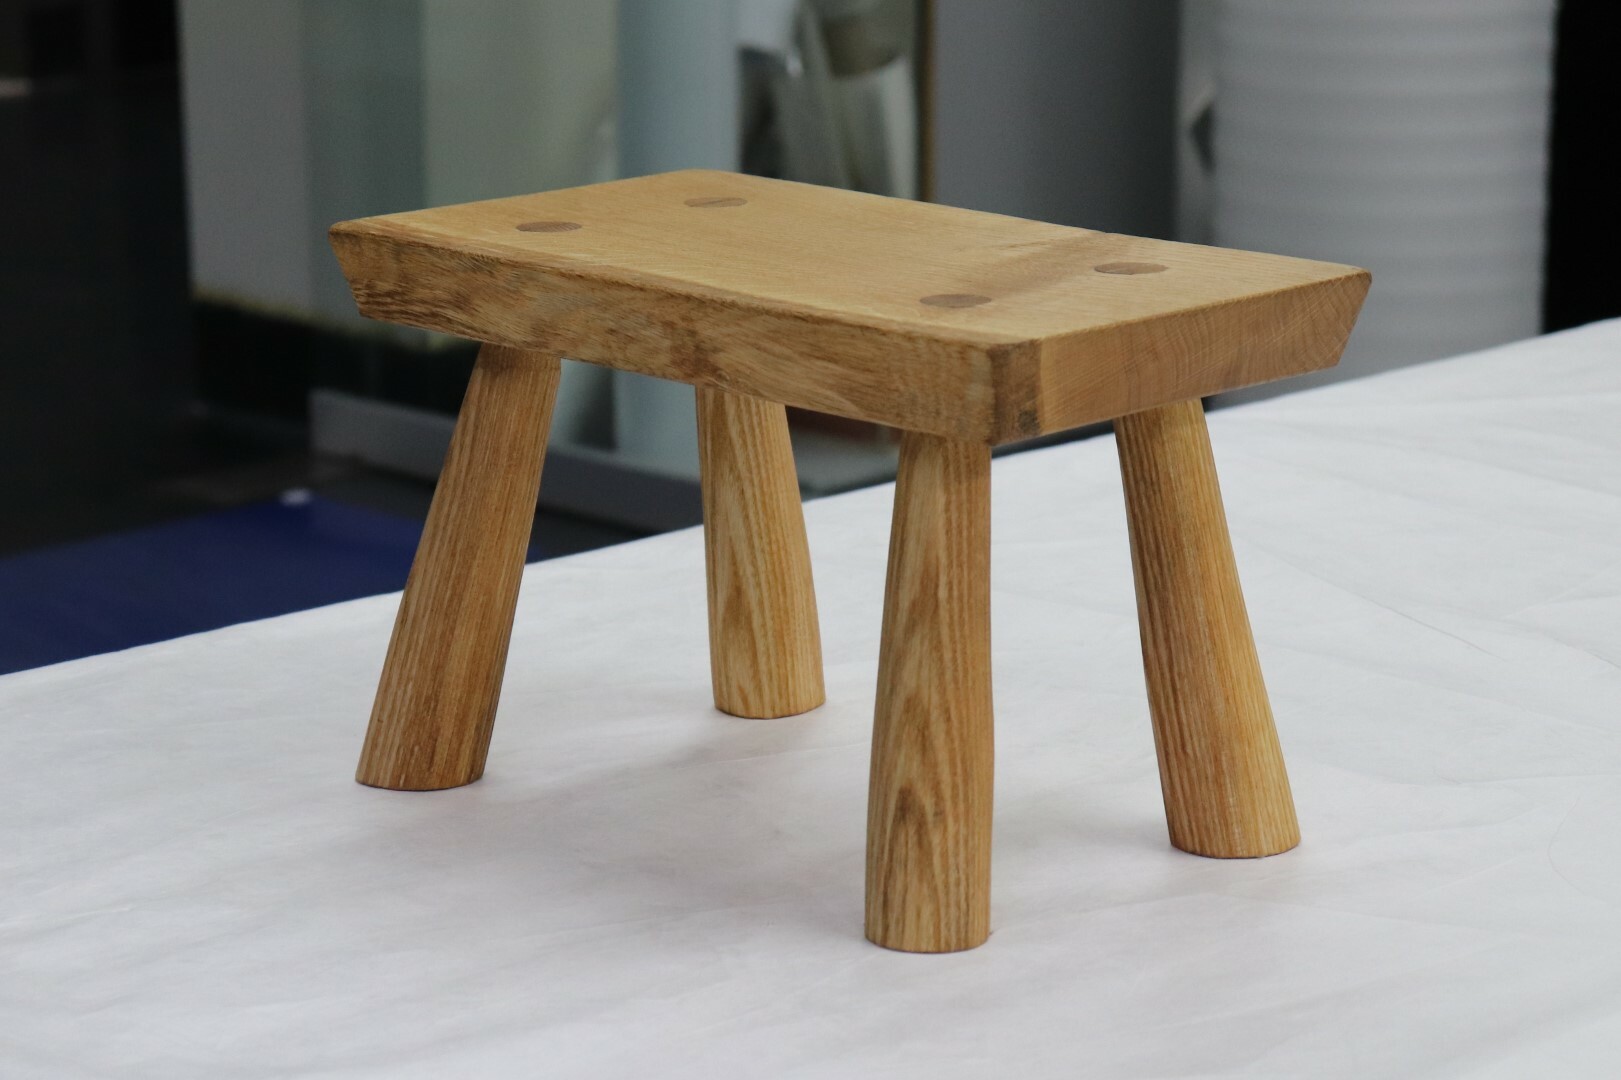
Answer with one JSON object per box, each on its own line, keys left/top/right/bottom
{"left": 0, "top": 493, "right": 537, "bottom": 675}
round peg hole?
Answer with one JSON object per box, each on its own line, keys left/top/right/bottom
{"left": 1094, "top": 261, "right": 1167, "bottom": 275}
{"left": 684, "top": 196, "right": 747, "bottom": 208}
{"left": 516, "top": 220, "right": 583, "bottom": 233}
{"left": 920, "top": 293, "right": 992, "bottom": 309}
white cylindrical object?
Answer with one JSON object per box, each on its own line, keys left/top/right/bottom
{"left": 1210, "top": 0, "right": 1555, "bottom": 398}
{"left": 613, "top": 0, "right": 740, "bottom": 476}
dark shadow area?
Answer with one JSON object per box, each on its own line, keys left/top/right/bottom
{"left": 1544, "top": 0, "right": 1621, "bottom": 331}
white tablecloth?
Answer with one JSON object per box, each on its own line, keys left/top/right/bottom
{"left": 6, "top": 322, "right": 1621, "bottom": 1078}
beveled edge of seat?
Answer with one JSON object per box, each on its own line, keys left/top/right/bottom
{"left": 1021, "top": 266, "right": 1370, "bottom": 440}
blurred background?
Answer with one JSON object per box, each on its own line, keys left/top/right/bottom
{"left": 1, "top": 0, "right": 1615, "bottom": 673}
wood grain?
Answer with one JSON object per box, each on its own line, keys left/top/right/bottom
{"left": 357, "top": 344, "right": 560, "bottom": 791}
{"left": 1114, "top": 399, "right": 1299, "bottom": 858}
{"left": 866, "top": 431, "right": 993, "bottom": 952}
{"left": 331, "top": 170, "right": 1369, "bottom": 444}
{"left": 696, "top": 387, "right": 824, "bottom": 718}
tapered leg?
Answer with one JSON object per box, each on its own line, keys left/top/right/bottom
{"left": 866, "top": 431, "right": 993, "bottom": 952}
{"left": 357, "top": 344, "right": 561, "bottom": 791}
{"left": 696, "top": 387, "right": 825, "bottom": 718}
{"left": 1114, "top": 399, "right": 1299, "bottom": 857}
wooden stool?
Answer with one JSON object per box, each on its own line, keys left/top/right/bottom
{"left": 331, "top": 171, "right": 1369, "bottom": 953}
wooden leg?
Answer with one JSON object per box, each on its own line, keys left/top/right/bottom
{"left": 1114, "top": 399, "right": 1299, "bottom": 857}
{"left": 696, "top": 387, "right": 824, "bottom": 718}
{"left": 357, "top": 344, "right": 561, "bottom": 791}
{"left": 866, "top": 431, "right": 993, "bottom": 952}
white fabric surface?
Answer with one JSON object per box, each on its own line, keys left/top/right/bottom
{"left": 6, "top": 322, "right": 1621, "bottom": 1078}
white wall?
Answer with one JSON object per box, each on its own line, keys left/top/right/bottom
{"left": 300, "top": 0, "right": 427, "bottom": 327}
{"left": 932, "top": 0, "right": 1180, "bottom": 238}
{"left": 178, "top": 1, "right": 316, "bottom": 315}
{"left": 179, "top": 0, "right": 615, "bottom": 328}
{"left": 422, "top": 0, "right": 616, "bottom": 206}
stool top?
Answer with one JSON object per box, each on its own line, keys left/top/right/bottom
{"left": 332, "top": 170, "right": 1368, "bottom": 444}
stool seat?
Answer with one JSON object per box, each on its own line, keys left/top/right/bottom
{"left": 331, "top": 170, "right": 1368, "bottom": 443}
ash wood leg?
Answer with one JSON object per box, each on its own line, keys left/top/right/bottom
{"left": 696, "top": 387, "right": 825, "bottom": 718}
{"left": 357, "top": 344, "right": 561, "bottom": 791}
{"left": 866, "top": 431, "right": 993, "bottom": 952}
{"left": 1114, "top": 399, "right": 1299, "bottom": 857}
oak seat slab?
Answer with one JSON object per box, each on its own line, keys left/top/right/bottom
{"left": 331, "top": 170, "right": 1369, "bottom": 444}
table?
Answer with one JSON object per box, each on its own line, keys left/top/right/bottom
{"left": 6, "top": 320, "right": 1620, "bottom": 1077}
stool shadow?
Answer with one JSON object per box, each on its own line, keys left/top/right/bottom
{"left": 337, "top": 686, "right": 1175, "bottom": 945}
{"left": 345, "top": 716, "right": 866, "bottom": 943}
